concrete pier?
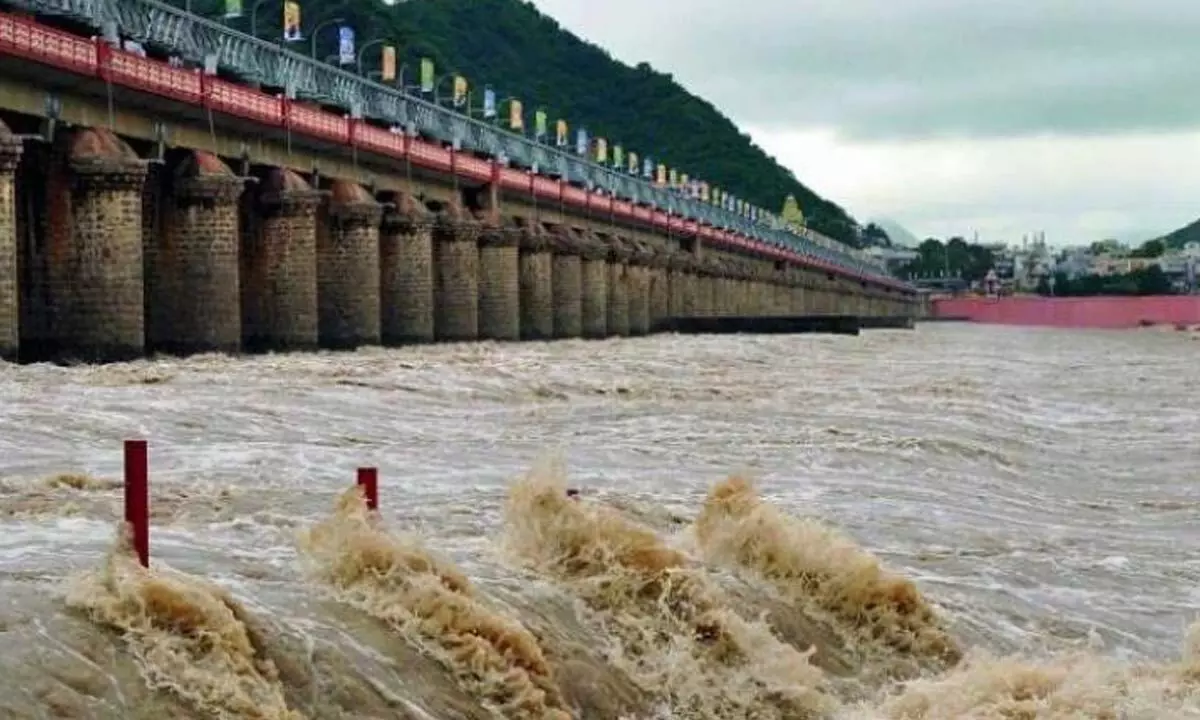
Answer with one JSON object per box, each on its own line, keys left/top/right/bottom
{"left": 47, "top": 128, "right": 149, "bottom": 362}
{"left": 477, "top": 216, "right": 521, "bottom": 341}
{"left": 148, "top": 151, "right": 243, "bottom": 355}
{"left": 380, "top": 192, "right": 434, "bottom": 344}
{"left": 550, "top": 225, "right": 584, "bottom": 339}
{"left": 433, "top": 201, "right": 480, "bottom": 342}
{"left": 318, "top": 180, "right": 382, "bottom": 349}
{"left": 0, "top": 120, "right": 21, "bottom": 361}
{"left": 517, "top": 219, "right": 554, "bottom": 341}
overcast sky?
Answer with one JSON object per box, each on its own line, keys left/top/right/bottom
{"left": 526, "top": 0, "right": 1200, "bottom": 247}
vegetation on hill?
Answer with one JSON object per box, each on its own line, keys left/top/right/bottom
{"left": 901, "top": 238, "right": 996, "bottom": 282}
{"left": 191, "top": 0, "right": 868, "bottom": 246}
{"left": 1150, "top": 218, "right": 1200, "bottom": 251}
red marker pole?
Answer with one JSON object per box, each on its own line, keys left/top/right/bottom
{"left": 357, "top": 467, "right": 378, "bottom": 511}
{"left": 123, "top": 440, "right": 149, "bottom": 567}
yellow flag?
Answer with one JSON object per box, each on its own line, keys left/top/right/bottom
{"left": 283, "top": 1, "right": 301, "bottom": 42}
{"left": 381, "top": 46, "right": 396, "bottom": 82}
{"left": 509, "top": 99, "right": 524, "bottom": 130}
{"left": 595, "top": 138, "right": 608, "bottom": 163}
{"left": 419, "top": 58, "right": 434, "bottom": 93}
{"left": 453, "top": 76, "right": 468, "bottom": 107}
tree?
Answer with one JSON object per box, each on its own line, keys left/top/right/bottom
{"left": 1134, "top": 265, "right": 1172, "bottom": 294}
{"left": 861, "top": 222, "right": 891, "bottom": 247}
{"left": 207, "top": 0, "right": 870, "bottom": 246}
{"left": 1129, "top": 239, "right": 1166, "bottom": 259}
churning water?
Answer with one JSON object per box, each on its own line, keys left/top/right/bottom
{"left": 0, "top": 323, "right": 1198, "bottom": 719}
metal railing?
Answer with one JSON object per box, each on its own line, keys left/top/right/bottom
{"left": 4, "top": 0, "right": 901, "bottom": 284}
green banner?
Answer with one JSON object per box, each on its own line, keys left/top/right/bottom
{"left": 420, "top": 57, "right": 435, "bottom": 93}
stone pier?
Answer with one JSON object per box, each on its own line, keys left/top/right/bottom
{"left": 579, "top": 231, "right": 609, "bottom": 339}
{"left": 318, "top": 180, "right": 382, "bottom": 349}
{"left": 477, "top": 216, "right": 520, "bottom": 341}
{"left": 433, "top": 200, "right": 480, "bottom": 341}
{"left": 380, "top": 192, "right": 434, "bottom": 344}
{"left": 667, "top": 253, "right": 689, "bottom": 320}
{"left": 603, "top": 233, "right": 631, "bottom": 336}
{"left": 626, "top": 239, "right": 653, "bottom": 336}
{"left": 550, "top": 224, "right": 583, "bottom": 338}
{"left": 648, "top": 248, "right": 670, "bottom": 329}
{"left": 696, "top": 257, "right": 719, "bottom": 317}
{"left": 243, "top": 168, "right": 322, "bottom": 352}
{"left": 148, "top": 151, "right": 243, "bottom": 355}
{"left": 517, "top": 219, "right": 554, "bottom": 341}
{"left": 47, "top": 128, "right": 148, "bottom": 362}
{"left": 0, "top": 120, "right": 22, "bottom": 361}
{"left": 789, "top": 270, "right": 806, "bottom": 315}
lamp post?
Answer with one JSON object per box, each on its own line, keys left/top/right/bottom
{"left": 356, "top": 38, "right": 391, "bottom": 75}
{"left": 311, "top": 17, "right": 345, "bottom": 59}
{"left": 250, "top": 0, "right": 271, "bottom": 37}
{"left": 497, "top": 96, "right": 521, "bottom": 132}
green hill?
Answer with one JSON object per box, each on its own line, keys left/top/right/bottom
{"left": 195, "top": 0, "right": 866, "bottom": 246}
{"left": 1153, "top": 217, "right": 1200, "bottom": 250}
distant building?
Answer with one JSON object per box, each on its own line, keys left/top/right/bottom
{"left": 865, "top": 246, "right": 918, "bottom": 275}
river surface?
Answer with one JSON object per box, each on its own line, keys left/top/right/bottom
{"left": 0, "top": 323, "right": 1197, "bottom": 719}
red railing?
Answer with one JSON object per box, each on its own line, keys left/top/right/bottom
{"left": 456, "top": 154, "right": 493, "bottom": 182}
{"left": 0, "top": 13, "right": 96, "bottom": 74}
{"left": 100, "top": 46, "right": 203, "bottom": 105}
{"left": 497, "top": 167, "right": 527, "bottom": 191}
{"left": 0, "top": 10, "right": 907, "bottom": 290}
{"left": 408, "top": 139, "right": 452, "bottom": 172}
{"left": 353, "top": 122, "right": 407, "bottom": 158}
{"left": 205, "top": 78, "right": 284, "bottom": 126}
{"left": 532, "top": 176, "right": 559, "bottom": 200}
{"left": 287, "top": 101, "right": 350, "bottom": 144}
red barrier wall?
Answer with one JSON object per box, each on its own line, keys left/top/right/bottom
{"left": 931, "top": 295, "right": 1200, "bottom": 329}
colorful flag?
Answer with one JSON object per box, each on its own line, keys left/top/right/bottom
{"left": 337, "top": 26, "right": 354, "bottom": 66}
{"left": 555, "top": 119, "right": 568, "bottom": 147}
{"left": 534, "top": 110, "right": 548, "bottom": 139}
{"left": 419, "top": 58, "right": 434, "bottom": 93}
{"left": 283, "top": 1, "right": 301, "bottom": 42}
{"left": 381, "top": 46, "right": 396, "bottom": 82}
{"left": 223, "top": 0, "right": 242, "bottom": 19}
{"left": 509, "top": 99, "right": 524, "bottom": 130}
{"left": 483, "top": 87, "right": 497, "bottom": 119}
{"left": 452, "top": 75, "right": 468, "bottom": 108}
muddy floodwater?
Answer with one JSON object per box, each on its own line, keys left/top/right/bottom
{"left": 0, "top": 323, "right": 1197, "bottom": 719}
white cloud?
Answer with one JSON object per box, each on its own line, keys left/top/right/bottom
{"left": 526, "top": 0, "right": 1200, "bottom": 245}
{"left": 747, "top": 127, "right": 1200, "bottom": 246}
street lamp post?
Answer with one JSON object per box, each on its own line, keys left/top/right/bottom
{"left": 356, "top": 38, "right": 390, "bottom": 75}
{"left": 311, "top": 17, "right": 345, "bottom": 59}
{"left": 250, "top": 0, "right": 272, "bottom": 37}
